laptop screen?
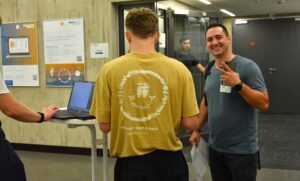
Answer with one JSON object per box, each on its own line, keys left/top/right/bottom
{"left": 8, "top": 36, "right": 30, "bottom": 54}
{"left": 68, "top": 81, "right": 95, "bottom": 112}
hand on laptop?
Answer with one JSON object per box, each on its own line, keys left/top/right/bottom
{"left": 42, "top": 105, "right": 59, "bottom": 121}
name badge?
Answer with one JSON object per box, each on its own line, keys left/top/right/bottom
{"left": 220, "top": 84, "right": 231, "bottom": 93}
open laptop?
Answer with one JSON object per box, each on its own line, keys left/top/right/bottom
{"left": 53, "top": 81, "right": 96, "bottom": 120}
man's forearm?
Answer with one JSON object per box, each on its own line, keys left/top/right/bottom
{"left": 196, "top": 99, "right": 208, "bottom": 130}
{"left": 196, "top": 63, "right": 205, "bottom": 73}
{"left": 0, "top": 93, "right": 41, "bottom": 123}
{"left": 239, "top": 83, "right": 269, "bottom": 112}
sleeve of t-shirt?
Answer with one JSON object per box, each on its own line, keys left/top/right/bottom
{"left": 181, "top": 70, "right": 199, "bottom": 117}
{"left": 243, "top": 62, "right": 267, "bottom": 92}
{"left": 90, "top": 68, "right": 111, "bottom": 123}
{"left": 190, "top": 54, "right": 200, "bottom": 66}
{"left": 0, "top": 73, "right": 9, "bottom": 94}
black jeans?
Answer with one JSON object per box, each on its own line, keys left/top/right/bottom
{"left": 0, "top": 127, "right": 26, "bottom": 181}
{"left": 115, "top": 150, "right": 189, "bottom": 181}
{"left": 209, "top": 147, "right": 257, "bottom": 181}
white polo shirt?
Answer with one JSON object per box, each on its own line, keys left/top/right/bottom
{"left": 0, "top": 73, "right": 9, "bottom": 94}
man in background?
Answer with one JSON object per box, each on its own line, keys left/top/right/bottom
{"left": 91, "top": 7, "right": 199, "bottom": 181}
{"left": 175, "top": 35, "right": 205, "bottom": 73}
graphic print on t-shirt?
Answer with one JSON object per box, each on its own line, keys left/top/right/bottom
{"left": 128, "top": 82, "right": 156, "bottom": 110}
{"left": 118, "top": 69, "right": 169, "bottom": 122}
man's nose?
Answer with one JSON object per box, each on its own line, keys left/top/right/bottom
{"left": 211, "top": 39, "right": 218, "bottom": 45}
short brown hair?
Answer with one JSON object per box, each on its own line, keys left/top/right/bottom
{"left": 206, "top": 23, "right": 229, "bottom": 37}
{"left": 125, "top": 7, "right": 158, "bottom": 39}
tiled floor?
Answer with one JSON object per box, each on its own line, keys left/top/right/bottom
{"left": 258, "top": 114, "right": 300, "bottom": 170}
{"left": 18, "top": 150, "right": 300, "bottom": 181}
{"left": 17, "top": 114, "right": 300, "bottom": 181}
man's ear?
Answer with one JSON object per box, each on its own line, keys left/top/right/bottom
{"left": 154, "top": 32, "right": 160, "bottom": 43}
{"left": 125, "top": 31, "right": 131, "bottom": 43}
{"left": 227, "top": 34, "right": 231, "bottom": 41}
{"left": 227, "top": 34, "right": 232, "bottom": 46}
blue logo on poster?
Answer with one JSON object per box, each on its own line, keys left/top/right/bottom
{"left": 5, "top": 80, "right": 13, "bottom": 86}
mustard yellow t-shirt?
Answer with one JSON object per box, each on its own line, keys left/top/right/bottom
{"left": 90, "top": 52, "right": 199, "bottom": 157}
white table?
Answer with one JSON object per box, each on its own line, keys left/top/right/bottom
{"left": 50, "top": 118, "right": 109, "bottom": 181}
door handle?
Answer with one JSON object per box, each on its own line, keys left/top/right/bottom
{"left": 268, "top": 67, "right": 277, "bottom": 74}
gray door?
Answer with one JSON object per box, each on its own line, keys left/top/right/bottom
{"left": 233, "top": 19, "right": 300, "bottom": 114}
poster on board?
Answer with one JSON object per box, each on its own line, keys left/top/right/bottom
{"left": 43, "top": 18, "right": 85, "bottom": 87}
{"left": 0, "top": 22, "right": 39, "bottom": 86}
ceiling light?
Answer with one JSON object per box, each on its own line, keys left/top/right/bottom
{"left": 199, "top": 0, "right": 212, "bottom": 5}
{"left": 235, "top": 19, "right": 248, "bottom": 25}
{"left": 220, "top": 9, "right": 236, "bottom": 17}
{"left": 174, "top": 10, "right": 189, "bottom": 15}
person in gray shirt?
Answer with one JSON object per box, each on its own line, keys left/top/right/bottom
{"left": 189, "top": 23, "right": 269, "bottom": 181}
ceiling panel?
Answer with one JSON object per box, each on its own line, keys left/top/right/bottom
{"left": 176, "top": 0, "right": 300, "bottom": 17}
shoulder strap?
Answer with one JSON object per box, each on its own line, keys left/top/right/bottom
{"left": 204, "top": 60, "right": 215, "bottom": 80}
{"left": 203, "top": 60, "right": 215, "bottom": 106}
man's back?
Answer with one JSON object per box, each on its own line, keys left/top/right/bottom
{"left": 91, "top": 52, "right": 199, "bottom": 157}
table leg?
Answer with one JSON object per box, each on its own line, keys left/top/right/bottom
{"left": 88, "top": 125, "right": 98, "bottom": 181}
{"left": 103, "top": 133, "right": 108, "bottom": 181}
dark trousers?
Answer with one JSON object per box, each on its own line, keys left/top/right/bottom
{"left": 209, "top": 147, "right": 257, "bottom": 181}
{"left": 115, "top": 150, "right": 189, "bottom": 181}
{"left": 0, "top": 127, "right": 26, "bottom": 181}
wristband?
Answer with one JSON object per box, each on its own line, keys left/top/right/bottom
{"left": 37, "top": 112, "right": 44, "bottom": 123}
{"left": 194, "top": 127, "right": 201, "bottom": 133}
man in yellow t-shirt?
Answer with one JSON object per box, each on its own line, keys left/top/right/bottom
{"left": 90, "top": 7, "right": 199, "bottom": 181}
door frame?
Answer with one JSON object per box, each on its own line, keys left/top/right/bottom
{"left": 118, "top": 3, "right": 156, "bottom": 56}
